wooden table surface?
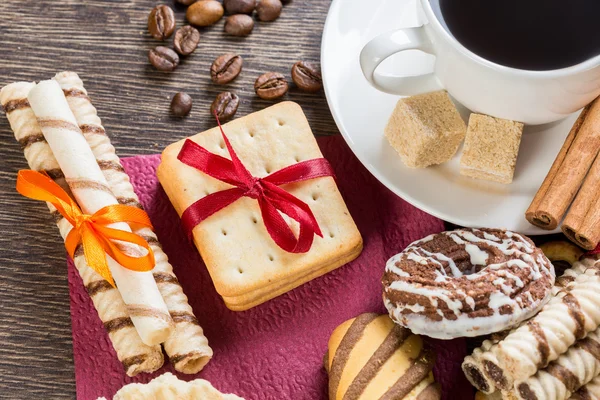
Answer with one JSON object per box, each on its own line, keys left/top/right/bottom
{"left": 0, "top": 1, "right": 333, "bottom": 397}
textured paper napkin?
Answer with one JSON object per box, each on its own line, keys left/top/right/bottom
{"left": 68, "top": 135, "right": 470, "bottom": 400}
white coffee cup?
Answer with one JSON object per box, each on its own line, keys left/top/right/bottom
{"left": 359, "top": 0, "right": 600, "bottom": 125}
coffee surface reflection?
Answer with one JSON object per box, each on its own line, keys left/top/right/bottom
{"left": 438, "top": 0, "right": 600, "bottom": 71}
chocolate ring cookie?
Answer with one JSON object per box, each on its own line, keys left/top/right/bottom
{"left": 382, "top": 228, "right": 555, "bottom": 339}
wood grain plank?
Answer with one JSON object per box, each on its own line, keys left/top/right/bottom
{"left": 0, "top": 0, "right": 334, "bottom": 397}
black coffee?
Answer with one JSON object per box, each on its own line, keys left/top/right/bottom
{"left": 438, "top": 0, "right": 600, "bottom": 71}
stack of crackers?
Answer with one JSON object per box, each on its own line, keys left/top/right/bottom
{"left": 158, "top": 102, "right": 363, "bottom": 311}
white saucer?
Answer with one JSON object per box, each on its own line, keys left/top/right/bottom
{"left": 321, "top": 0, "right": 576, "bottom": 235}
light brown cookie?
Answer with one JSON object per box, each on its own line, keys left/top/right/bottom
{"left": 111, "top": 372, "right": 243, "bottom": 400}
{"left": 325, "top": 313, "right": 440, "bottom": 400}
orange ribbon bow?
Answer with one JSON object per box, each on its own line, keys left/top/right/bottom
{"left": 16, "top": 170, "right": 155, "bottom": 287}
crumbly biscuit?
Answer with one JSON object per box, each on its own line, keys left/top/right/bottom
{"left": 158, "top": 102, "right": 363, "bottom": 310}
{"left": 111, "top": 372, "right": 243, "bottom": 400}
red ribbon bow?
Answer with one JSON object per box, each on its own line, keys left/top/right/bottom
{"left": 177, "top": 121, "right": 335, "bottom": 254}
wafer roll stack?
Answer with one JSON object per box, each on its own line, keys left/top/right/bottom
{"left": 54, "top": 71, "right": 213, "bottom": 373}
{"left": 0, "top": 82, "right": 164, "bottom": 376}
{"left": 464, "top": 262, "right": 588, "bottom": 393}
{"left": 26, "top": 79, "right": 174, "bottom": 346}
{"left": 570, "top": 375, "right": 600, "bottom": 400}
{"left": 494, "top": 266, "right": 600, "bottom": 385}
{"left": 515, "top": 329, "right": 600, "bottom": 400}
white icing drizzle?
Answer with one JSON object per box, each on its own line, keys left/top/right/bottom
{"left": 386, "top": 254, "right": 411, "bottom": 277}
{"left": 420, "top": 248, "right": 462, "bottom": 278}
{"left": 483, "top": 231, "right": 501, "bottom": 241}
{"left": 415, "top": 234, "right": 435, "bottom": 244}
{"left": 383, "top": 228, "right": 555, "bottom": 339}
{"left": 465, "top": 243, "right": 489, "bottom": 266}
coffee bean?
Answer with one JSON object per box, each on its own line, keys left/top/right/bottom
{"left": 254, "top": 72, "right": 288, "bottom": 100}
{"left": 186, "top": 0, "right": 224, "bottom": 27}
{"left": 148, "top": 5, "right": 176, "bottom": 40}
{"left": 171, "top": 92, "right": 193, "bottom": 117}
{"left": 211, "top": 92, "right": 240, "bottom": 122}
{"left": 211, "top": 54, "right": 243, "bottom": 84}
{"left": 256, "top": 0, "right": 282, "bottom": 21}
{"left": 174, "top": 25, "right": 200, "bottom": 55}
{"left": 224, "top": 14, "right": 254, "bottom": 36}
{"left": 224, "top": 0, "right": 256, "bottom": 14}
{"left": 148, "top": 46, "right": 180, "bottom": 71}
{"left": 291, "top": 61, "right": 322, "bottom": 92}
{"left": 176, "top": 0, "right": 196, "bottom": 4}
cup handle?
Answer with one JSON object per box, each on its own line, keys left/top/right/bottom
{"left": 360, "top": 27, "right": 443, "bottom": 96}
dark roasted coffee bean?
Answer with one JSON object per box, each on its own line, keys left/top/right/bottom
{"left": 148, "top": 46, "right": 180, "bottom": 71}
{"left": 224, "top": 14, "right": 254, "bottom": 36}
{"left": 254, "top": 72, "right": 288, "bottom": 100}
{"left": 256, "top": 0, "right": 282, "bottom": 21}
{"left": 211, "top": 54, "right": 243, "bottom": 84}
{"left": 291, "top": 61, "right": 322, "bottom": 92}
{"left": 186, "top": 0, "right": 224, "bottom": 27}
{"left": 174, "top": 25, "right": 200, "bottom": 55}
{"left": 148, "top": 5, "right": 176, "bottom": 40}
{"left": 176, "top": 0, "right": 196, "bottom": 4}
{"left": 171, "top": 92, "right": 193, "bottom": 116}
{"left": 224, "top": 0, "right": 256, "bottom": 14}
{"left": 211, "top": 92, "right": 240, "bottom": 122}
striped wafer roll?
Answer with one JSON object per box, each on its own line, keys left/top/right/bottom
{"left": 515, "top": 329, "right": 600, "bottom": 400}
{"left": 0, "top": 82, "right": 164, "bottom": 376}
{"left": 54, "top": 71, "right": 213, "bottom": 373}
{"left": 464, "top": 339, "right": 504, "bottom": 394}
{"left": 494, "top": 262, "right": 600, "bottom": 385}
{"left": 553, "top": 257, "right": 595, "bottom": 293}
{"left": 464, "top": 263, "right": 588, "bottom": 393}
{"left": 570, "top": 375, "right": 600, "bottom": 400}
{"left": 27, "top": 79, "right": 174, "bottom": 346}
{"left": 325, "top": 313, "right": 440, "bottom": 400}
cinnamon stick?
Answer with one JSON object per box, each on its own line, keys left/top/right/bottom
{"left": 54, "top": 71, "right": 213, "bottom": 374}
{"left": 26, "top": 80, "right": 173, "bottom": 346}
{"left": 563, "top": 153, "right": 600, "bottom": 250}
{"left": 0, "top": 81, "right": 164, "bottom": 376}
{"left": 526, "top": 98, "right": 600, "bottom": 230}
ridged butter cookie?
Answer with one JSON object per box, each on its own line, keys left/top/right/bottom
{"left": 325, "top": 313, "right": 440, "bottom": 400}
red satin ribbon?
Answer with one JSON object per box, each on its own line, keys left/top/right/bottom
{"left": 589, "top": 244, "right": 600, "bottom": 256}
{"left": 177, "top": 121, "right": 335, "bottom": 254}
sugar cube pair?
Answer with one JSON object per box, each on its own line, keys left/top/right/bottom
{"left": 384, "top": 91, "right": 524, "bottom": 184}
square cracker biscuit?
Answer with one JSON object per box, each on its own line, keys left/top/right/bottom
{"left": 158, "top": 102, "right": 363, "bottom": 310}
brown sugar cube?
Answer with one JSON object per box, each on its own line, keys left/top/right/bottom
{"left": 460, "top": 114, "right": 524, "bottom": 184}
{"left": 384, "top": 90, "right": 467, "bottom": 168}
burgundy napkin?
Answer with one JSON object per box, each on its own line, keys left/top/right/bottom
{"left": 68, "top": 135, "right": 470, "bottom": 400}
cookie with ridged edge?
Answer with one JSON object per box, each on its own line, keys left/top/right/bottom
{"left": 325, "top": 313, "right": 440, "bottom": 400}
